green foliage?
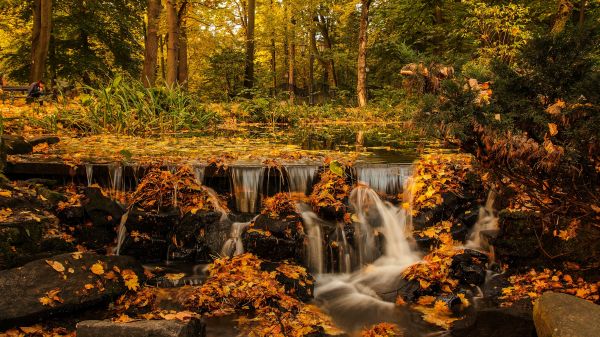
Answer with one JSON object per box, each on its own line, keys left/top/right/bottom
{"left": 80, "top": 75, "right": 216, "bottom": 135}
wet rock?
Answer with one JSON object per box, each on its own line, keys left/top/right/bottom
{"left": 242, "top": 215, "right": 304, "bottom": 263}
{"left": 28, "top": 136, "right": 60, "bottom": 147}
{"left": 0, "top": 252, "right": 144, "bottom": 328}
{"left": 2, "top": 135, "right": 33, "bottom": 155}
{"left": 534, "top": 292, "right": 600, "bottom": 337}
{"left": 169, "top": 211, "right": 223, "bottom": 262}
{"left": 83, "top": 187, "right": 124, "bottom": 229}
{"left": 451, "top": 249, "right": 488, "bottom": 286}
{"left": 77, "top": 318, "right": 206, "bottom": 337}
{"left": 452, "top": 306, "right": 535, "bottom": 337}
{"left": 493, "top": 211, "right": 541, "bottom": 264}
{"left": 56, "top": 205, "right": 85, "bottom": 226}
{"left": 120, "top": 210, "right": 179, "bottom": 262}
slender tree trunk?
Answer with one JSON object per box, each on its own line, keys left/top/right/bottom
{"left": 316, "top": 15, "right": 338, "bottom": 90}
{"left": 142, "top": 0, "right": 162, "bottom": 87}
{"left": 551, "top": 0, "right": 574, "bottom": 36}
{"left": 288, "top": 17, "right": 296, "bottom": 104}
{"left": 270, "top": 0, "right": 277, "bottom": 97}
{"left": 357, "top": 0, "right": 372, "bottom": 107}
{"left": 166, "top": 0, "right": 180, "bottom": 87}
{"left": 159, "top": 35, "right": 166, "bottom": 81}
{"left": 578, "top": 0, "right": 586, "bottom": 28}
{"left": 30, "top": 0, "right": 52, "bottom": 83}
{"left": 177, "top": 2, "right": 189, "bottom": 88}
{"left": 309, "top": 28, "right": 316, "bottom": 106}
{"left": 244, "top": 0, "right": 256, "bottom": 91}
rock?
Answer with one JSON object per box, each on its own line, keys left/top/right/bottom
{"left": 452, "top": 306, "right": 535, "bottom": 337}
{"left": 169, "top": 211, "right": 223, "bottom": 262}
{"left": 83, "top": 187, "right": 124, "bottom": 229}
{"left": 451, "top": 249, "right": 488, "bottom": 286}
{"left": 2, "top": 135, "right": 33, "bottom": 155}
{"left": 0, "top": 252, "right": 143, "bottom": 328}
{"left": 242, "top": 215, "right": 304, "bottom": 263}
{"left": 77, "top": 318, "right": 206, "bottom": 337}
{"left": 533, "top": 292, "right": 600, "bottom": 337}
{"left": 28, "top": 136, "right": 60, "bottom": 147}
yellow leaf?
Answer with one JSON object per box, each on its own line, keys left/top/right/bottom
{"left": 417, "top": 296, "right": 436, "bottom": 306}
{"left": 121, "top": 269, "right": 140, "bottom": 291}
{"left": 548, "top": 123, "right": 558, "bottom": 136}
{"left": 90, "top": 263, "right": 104, "bottom": 275}
{"left": 71, "top": 252, "right": 83, "bottom": 259}
{"left": 84, "top": 283, "right": 95, "bottom": 290}
{"left": 165, "top": 273, "right": 185, "bottom": 282}
{"left": 45, "top": 260, "right": 65, "bottom": 273}
{"left": 114, "top": 314, "right": 134, "bottom": 323}
{"left": 0, "top": 190, "right": 12, "bottom": 198}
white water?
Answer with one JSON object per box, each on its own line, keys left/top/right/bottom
{"left": 286, "top": 165, "right": 319, "bottom": 195}
{"left": 314, "top": 184, "right": 421, "bottom": 332}
{"left": 355, "top": 165, "right": 412, "bottom": 195}
{"left": 231, "top": 166, "right": 264, "bottom": 213}
{"left": 298, "top": 207, "right": 325, "bottom": 274}
{"left": 85, "top": 164, "right": 94, "bottom": 186}
{"left": 108, "top": 163, "right": 123, "bottom": 199}
{"left": 465, "top": 191, "right": 498, "bottom": 251}
{"left": 193, "top": 164, "right": 206, "bottom": 185}
{"left": 220, "top": 215, "right": 260, "bottom": 257}
{"left": 115, "top": 210, "right": 130, "bottom": 255}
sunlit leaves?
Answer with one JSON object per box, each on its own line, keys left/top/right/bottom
{"left": 39, "top": 288, "right": 63, "bottom": 307}
{"left": 90, "top": 263, "right": 105, "bottom": 276}
{"left": 121, "top": 269, "right": 140, "bottom": 291}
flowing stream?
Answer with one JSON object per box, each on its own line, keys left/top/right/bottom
{"left": 355, "top": 165, "right": 412, "bottom": 195}
{"left": 286, "top": 165, "right": 319, "bottom": 195}
{"left": 231, "top": 166, "right": 265, "bottom": 213}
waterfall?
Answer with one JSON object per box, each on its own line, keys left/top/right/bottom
{"left": 231, "top": 166, "right": 264, "bottom": 213}
{"left": 203, "top": 186, "right": 229, "bottom": 222}
{"left": 298, "top": 207, "right": 325, "bottom": 274}
{"left": 314, "top": 184, "right": 421, "bottom": 332}
{"left": 108, "top": 163, "right": 123, "bottom": 199}
{"left": 85, "top": 164, "right": 94, "bottom": 186}
{"left": 286, "top": 165, "right": 319, "bottom": 195}
{"left": 115, "top": 210, "right": 130, "bottom": 255}
{"left": 350, "top": 185, "right": 418, "bottom": 266}
{"left": 193, "top": 165, "right": 206, "bottom": 185}
{"left": 221, "top": 215, "right": 260, "bottom": 257}
{"left": 465, "top": 191, "right": 498, "bottom": 251}
{"left": 355, "top": 165, "right": 412, "bottom": 195}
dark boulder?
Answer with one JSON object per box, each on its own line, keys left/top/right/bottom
{"left": 242, "top": 214, "right": 304, "bottom": 262}
{"left": 77, "top": 318, "right": 206, "bottom": 337}
{"left": 450, "top": 249, "right": 489, "bottom": 286}
{"left": 0, "top": 252, "right": 144, "bottom": 328}
{"left": 28, "top": 136, "right": 60, "bottom": 147}
{"left": 2, "top": 135, "right": 33, "bottom": 155}
{"left": 452, "top": 305, "right": 535, "bottom": 337}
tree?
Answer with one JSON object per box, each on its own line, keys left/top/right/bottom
{"left": 177, "top": 2, "right": 189, "bottom": 87}
{"left": 244, "top": 0, "right": 256, "bottom": 90}
{"left": 166, "top": 0, "right": 180, "bottom": 87}
{"left": 142, "top": 0, "right": 162, "bottom": 87}
{"left": 30, "top": 0, "right": 52, "bottom": 83}
{"left": 357, "top": 0, "right": 372, "bottom": 107}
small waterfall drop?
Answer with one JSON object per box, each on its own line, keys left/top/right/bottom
{"left": 465, "top": 191, "right": 498, "bottom": 251}
{"left": 193, "top": 164, "right": 206, "bottom": 185}
{"left": 108, "top": 163, "right": 123, "bottom": 199}
{"left": 355, "top": 165, "right": 412, "bottom": 195}
{"left": 286, "top": 165, "right": 318, "bottom": 195}
{"left": 115, "top": 210, "right": 130, "bottom": 255}
{"left": 231, "top": 166, "right": 264, "bottom": 213}
{"left": 298, "top": 207, "right": 325, "bottom": 274}
{"left": 221, "top": 215, "right": 260, "bottom": 257}
{"left": 85, "top": 164, "right": 94, "bottom": 186}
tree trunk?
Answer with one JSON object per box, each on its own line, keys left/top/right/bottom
{"left": 551, "top": 0, "right": 574, "bottom": 36}
{"left": 309, "top": 28, "right": 316, "bottom": 106}
{"left": 244, "top": 0, "right": 256, "bottom": 91}
{"left": 316, "top": 14, "right": 338, "bottom": 90}
{"left": 142, "top": 0, "right": 162, "bottom": 87}
{"left": 270, "top": 0, "right": 277, "bottom": 97}
{"left": 357, "top": 0, "right": 371, "bottom": 107}
{"left": 288, "top": 17, "right": 296, "bottom": 104}
{"left": 177, "top": 2, "right": 189, "bottom": 88}
{"left": 30, "top": 0, "right": 52, "bottom": 83}
{"left": 159, "top": 35, "right": 166, "bottom": 81}
{"left": 166, "top": 0, "right": 180, "bottom": 87}
{"left": 578, "top": 0, "right": 586, "bottom": 28}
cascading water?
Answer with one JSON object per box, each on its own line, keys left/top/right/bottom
{"left": 193, "top": 164, "right": 206, "bottom": 185}
{"left": 355, "top": 165, "right": 412, "bottom": 195}
{"left": 108, "top": 163, "right": 123, "bottom": 199}
{"left": 465, "top": 190, "right": 498, "bottom": 251}
{"left": 286, "top": 165, "right": 319, "bottom": 195}
{"left": 313, "top": 184, "right": 423, "bottom": 333}
{"left": 115, "top": 210, "right": 130, "bottom": 255}
{"left": 298, "top": 206, "right": 325, "bottom": 274}
{"left": 231, "top": 166, "right": 264, "bottom": 213}
{"left": 85, "top": 164, "right": 94, "bottom": 186}
{"left": 221, "top": 215, "right": 260, "bottom": 257}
